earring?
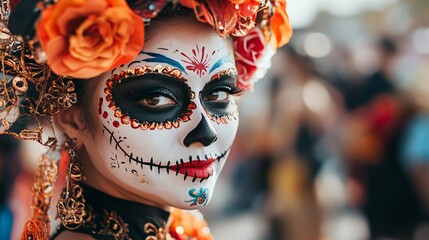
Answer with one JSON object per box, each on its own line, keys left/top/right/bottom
{"left": 56, "top": 137, "right": 87, "bottom": 230}
{"left": 20, "top": 147, "right": 61, "bottom": 240}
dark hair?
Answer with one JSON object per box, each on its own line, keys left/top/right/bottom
{"left": 72, "top": 77, "right": 100, "bottom": 133}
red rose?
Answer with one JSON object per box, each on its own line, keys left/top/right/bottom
{"left": 234, "top": 28, "right": 266, "bottom": 90}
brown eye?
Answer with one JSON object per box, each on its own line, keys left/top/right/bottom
{"left": 205, "top": 91, "right": 229, "bottom": 102}
{"left": 139, "top": 95, "right": 177, "bottom": 108}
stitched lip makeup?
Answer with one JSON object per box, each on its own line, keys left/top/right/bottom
{"left": 170, "top": 158, "right": 216, "bottom": 179}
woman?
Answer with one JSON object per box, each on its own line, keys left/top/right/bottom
{"left": 0, "top": 0, "right": 292, "bottom": 239}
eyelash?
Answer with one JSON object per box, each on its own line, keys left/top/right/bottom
{"left": 209, "top": 85, "right": 243, "bottom": 96}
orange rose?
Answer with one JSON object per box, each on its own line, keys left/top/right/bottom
{"left": 37, "top": 0, "right": 144, "bottom": 79}
{"left": 270, "top": 0, "right": 293, "bottom": 48}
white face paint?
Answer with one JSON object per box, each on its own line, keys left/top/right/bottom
{"left": 83, "top": 16, "right": 239, "bottom": 209}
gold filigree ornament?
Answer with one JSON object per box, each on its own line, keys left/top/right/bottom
{"left": 0, "top": 3, "right": 77, "bottom": 148}
{"left": 57, "top": 138, "right": 88, "bottom": 230}
{"left": 98, "top": 210, "right": 130, "bottom": 240}
{"left": 20, "top": 148, "right": 61, "bottom": 240}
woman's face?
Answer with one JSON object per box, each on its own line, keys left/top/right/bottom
{"left": 82, "top": 16, "right": 239, "bottom": 209}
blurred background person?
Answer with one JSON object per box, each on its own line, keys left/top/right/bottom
{"left": 204, "top": 1, "right": 429, "bottom": 239}
{"left": 400, "top": 61, "right": 429, "bottom": 240}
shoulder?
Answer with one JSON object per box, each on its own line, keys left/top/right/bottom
{"left": 52, "top": 230, "right": 96, "bottom": 240}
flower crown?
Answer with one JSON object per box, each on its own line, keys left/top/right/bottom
{"left": 0, "top": 0, "right": 291, "bottom": 146}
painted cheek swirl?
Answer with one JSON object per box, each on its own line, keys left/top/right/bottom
{"left": 103, "top": 65, "right": 196, "bottom": 130}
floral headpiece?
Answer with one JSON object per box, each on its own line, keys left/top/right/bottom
{"left": 0, "top": 0, "right": 291, "bottom": 145}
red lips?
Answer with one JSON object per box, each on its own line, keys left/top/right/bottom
{"left": 169, "top": 158, "right": 215, "bottom": 179}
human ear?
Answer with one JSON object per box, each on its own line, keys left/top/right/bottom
{"left": 54, "top": 107, "right": 86, "bottom": 149}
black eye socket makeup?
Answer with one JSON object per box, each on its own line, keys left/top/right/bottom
{"left": 200, "top": 68, "right": 242, "bottom": 120}
{"left": 104, "top": 66, "right": 241, "bottom": 130}
{"left": 112, "top": 74, "right": 191, "bottom": 122}
{"left": 104, "top": 66, "right": 195, "bottom": 130}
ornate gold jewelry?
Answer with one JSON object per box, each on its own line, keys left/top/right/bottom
{"left": 20, "top": 147, "right": 61, "bottom": 240}
{"left": 1, "top": 7, "right": 76, "bottom": 148}
{"left": 57, "top": 138, "right": 87, "bottom": 230}
{"left": 98, "top": 210, "right": 130, "bottom": 240}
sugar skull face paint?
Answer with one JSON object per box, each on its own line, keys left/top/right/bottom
{"left": 105, "top": 66, "right": 196, "bottom": 130}
{"left": 83, "top": 17, "right": 240, "bottom": 209}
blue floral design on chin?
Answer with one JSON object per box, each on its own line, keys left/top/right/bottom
{"left": 186, "top": 188, "right": 209, "bottom": 207}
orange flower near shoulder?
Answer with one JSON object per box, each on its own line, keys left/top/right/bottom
{"left": 270, "top": 0, "right": 293, "bottom": 48}
{"left": 37, "top": 0, "right": 144, "bottom": 79}
{"left": 169, "top": 208, "right": 213, "bottom": 240}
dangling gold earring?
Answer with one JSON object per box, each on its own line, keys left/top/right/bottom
{"left": 56, "top": 137, "right": 87, "bottom": 230}
{"left": 20, "top": 147, "right": 60, "bottom": 240}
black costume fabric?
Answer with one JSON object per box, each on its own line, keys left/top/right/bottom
{"left": 52, "top": 184, "right": 171, "bottom": 240}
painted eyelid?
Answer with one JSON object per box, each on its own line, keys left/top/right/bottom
{"left": 138, "top": 98, "right": 177, "bottom": 110}
{"left": 203, "top": 88, "right": 231, "bottom": 101}
{"left": 141, "top": 88, "right": 179, "bottom": 102}
{"left": 138, "top": 94, "right": 178, "bottom": 106}
{"left": 202, "top": 76, "right": 237, "bottom": 91}
{"left": 135, "top": 91, "right": 180, "bottom": 112}
{"left": 202, "top": 84, "right": 240, "bottom": 98}
{"left": 114, "top": 76, "right": 188, "bottom": 102}
{"left": 208, "top": 89, "right": 230, "bottom": 96}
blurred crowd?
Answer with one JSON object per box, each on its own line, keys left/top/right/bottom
{"left": 2, "top": 1, "right": 429, "bottom": 240}
{"left": 204, "top": 1, "right": 429, "bottom": 240}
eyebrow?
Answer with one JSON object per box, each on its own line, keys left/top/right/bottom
{"left": 209, "top": 55, "right": 234, "bottom": 74}
{"left": 139, "top": 51, "right": 187, "bottom": 73}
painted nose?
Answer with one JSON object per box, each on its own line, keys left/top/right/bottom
{"left": 183, "top": 114, "right": 217, "bottom": 147}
